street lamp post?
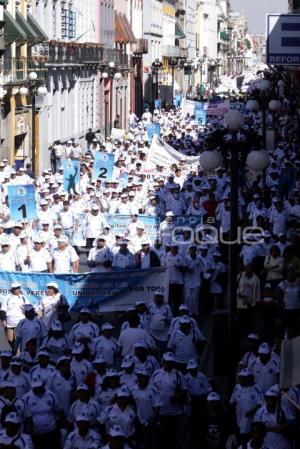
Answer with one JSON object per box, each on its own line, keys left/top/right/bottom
{"left": 19, "top": 72, "right": 47, "bottom": 175}
{"left": 0, "top": 87, "right": 7, "bottom": 155}
{"left": 200, "top": 109, "right": 269, "bottom": 384}
{"left": 169, "top": 58, "right": 178, "bottom": 107}
{"left": 101, "top": 61, "right": 123, "bottom": 135}
{"left": 197, "top": 57, "right": 206, "bottom": 87}
{"left": 151, "top": 59, "right": 163, "bottom": 110}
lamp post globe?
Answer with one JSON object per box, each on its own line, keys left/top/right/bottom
{"left": 246, "top": 150, "right": 269, "bottom": 170}
{"left": 28, "top": 71, "right": 38, "bottom": 81}
{"left": 114, "top": 72, "right": 122, "bottom": 80}
{"left": 102, "top": 72, "right": 109, "bottom": 79}
{"left": 37, "top": 86, "right": 47, "bottom": 96}
{"left": 246, "top": 99, "right": 259, "bottom": 112}
{"left": 200, "top": 150, "right": 222, "bottom": 171}
{"left": 224, "top": 110, "right": 244, "bottom": 131}
{"left": 19, "top": 87, "right": 29, "bottom": 96}
{"left": 269, "top": 100, "right": 281, "bottom": 112}
{"left": 108, "top": 61, "right": 115, "bottom": 69}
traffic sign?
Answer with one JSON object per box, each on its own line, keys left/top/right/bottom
{"left": 267, "top": 14, "right": 300, "bottom": 65}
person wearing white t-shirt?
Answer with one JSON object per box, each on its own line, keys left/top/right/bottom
{"left": 15, "top": 304, "right": 48, "bottom": 352}
{"left": 87, "top": 236, "right": 112, "bottom": 273}
{"left": 39, "top": 282, "right": 69, "bottom": 329}
{"left": 52, "top": 237, "right": 79, "bottom": 273}
{"left": 0, "top": 283, "right": 29, "bottom": 347}
{"left": 0, "top": 240, "right": 20, "bottom": 271}
{"left": 0, "top": 412, "right": 33, "bottom": 449}
{"left": 26, "top": 238, "right": 52, "bottom": 273}
{"left": 64, "top": 413, "right": 101, "bottom": 449}
{"left": 230, "top": 368, "right": 262, "bottom": 441}
{"left": 183, "top": 245, "right": 204, "bottom": 316}
{"left": 278, "top": 270, "right": 300, "bottom": 326}
{"left": 58, "top": 201, "right": 75, "bottom": 241}
{"left": 92, "top": 323, "right": 118, "bottom": 366}
{"left": 117, "top": 314, "right": 151, "bottom": 357}
{"left": 85, "top": 205, "right": 107, "bottom": 248}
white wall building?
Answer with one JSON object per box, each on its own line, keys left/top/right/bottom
{"left": 32, "top": 0, "right": 101, "bottom": 171}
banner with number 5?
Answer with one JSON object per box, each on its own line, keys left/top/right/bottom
{"left": 93, "top": 152, "right": 115, "bottom": 181}
{"left": 7, "top": 185, "right": 37, "bottom": 221}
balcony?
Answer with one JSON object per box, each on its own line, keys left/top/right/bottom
{"left": 162, "top": 45, "right": 180, "bottom": 58}
{"left": 35, "top": 42, "right": 130, "bottom": 69}
{"left": 2, "top": 57, "right": 46, "bottom": 85}
{"left": 132, "top": 38, "right": 148, "bottom": 54}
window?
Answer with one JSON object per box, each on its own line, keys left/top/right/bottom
{"left": 61, "top": 9, "right": 76, "bottom": 39}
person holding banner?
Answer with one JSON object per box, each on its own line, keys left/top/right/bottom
{"left": 0, "top": 282, "right": 29, "bottom": 348}
{"left": 87, "top": 236, "right": 113, "bottom": 273}
{"left": 39, "top": 282, "right": 70, "bottom": 329}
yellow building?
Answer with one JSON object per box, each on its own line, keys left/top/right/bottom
{"left": 1, "top": 0, "right": 47, "bottom": 172}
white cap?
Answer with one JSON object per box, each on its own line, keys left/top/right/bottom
{"left": 258, "top": 342, "right": 271, "bottom": 354}
{"left": 24, "top": 304, "right": 34, "bottom": 312}
{"left": 31, "top": 377, "right": 44, "bottom": 388}
{"left": 75, "top": 413, "right": 90, "bottom": 422}
{"left": 121, "top": 354, "right": 135, "bottom": 368}
{"left": 162, "top": 352, "right": 175, "bottom": 362}
{"left": 72, "top": 344, "right": 85, "bottom": 355}
{"left": 51, "top": 320, "right": 63, "bottom": 331}
{"left": 102, "top": 322, "right": 114, "bottom": 331}
{"left": 47, "top": 282, "right": 59, "bottom": 290}
{"left": 179, "top": 304, "right": 189, "bottom": 311}
{"left": 56, "top": 356, "right": 70, "bottom": 366}
{"left": 135, "top": 367, "right": 149, "bottom": 377}
{"left": 91, "top": 204, "right": 100, "bottom": 211}
{"left": 0, "top": 350, "right": 12, "bottom": 358}
{"left": 116, "top": 386, "right": 130, "bottom": 397}
{"left": 179, "top": 316, "right": 191, "bottom": 325}
{"left": 0, "top": 381, "right": 16, "bottom": 389}
{"left": 76, "top": 383, "right": 89, "bottom": 391}
{"left": 134, "top": 341, "right": 149, "bottom": 349}
{"left": 165, "top": 211, "right": 174, "bottom": 217}
{"left": 247, "top": 333, "right": 259, "bottom": 340}
{"left": 105, "top": 369, "right": 119, "bottom": 378}
{"left": 239, "top": 368, "right": 252, "bottom": 377}
{"left": 109, "top": 425, "right": 125, "bottom": 438}
{"left": 4, "top": 412, "right": 21, "bottom": 424}
{"left": 136, "top": 222, "right": 145, "bottom": 230}
{"left": 187, "top": 359, "right": 198, "bottom": 370}
{"left": 80, "top": 307, "right": 91, "bottom": 314}
{"left": 140, "top": 237, "right": 151, "bottom": 246}
{"left": 207, "top": 392, "right": 221, "bottom": 402}
{"left": 265, "top": 385, "right": 280, "bottom": 397}
{"left": 93, "top": 356, "right": 107, "bottom": 365}
{"left": 11, "top": 282, "right": 21, "bottom": 289}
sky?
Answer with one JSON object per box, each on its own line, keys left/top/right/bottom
{"left": 230, "top": 0, "right": 288, "bottom": 33}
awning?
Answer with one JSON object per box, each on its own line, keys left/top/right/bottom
{"left": 15, "top": 10, "right": 38, "bottom": 45}
{"left": 4, "top": 10, "right": 27, "bottom": 45}
{"left": 114, "top": 12, "right": 136, "bottom": 44}
{"left": 27, "top": 12, "right": 48, "bottom": 43}
{"left": 121, "top": 14, "right": 136, "bottom": 44}
{"left": 175, "top": 21, "right": 185, "bottom": 39}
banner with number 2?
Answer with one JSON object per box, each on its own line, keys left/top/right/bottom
{"left": 7, "top": 185, "right": 37, "bottom": 221}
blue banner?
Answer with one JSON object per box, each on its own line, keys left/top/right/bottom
{"left": 93, "top": 152, "right": 115, "bottom": 182}
{"left": 154, "top": 99, "right": 162, "bottom": 109}
{"left": 118, "top": 172, "right": 129, "bottom": 190}
{"left": 7, "top": 185, "right": 37, "bottom": 221}
{"left": 146, "top": 123, "right": 161, "bottom": 142}
{"left": 0, "top": 269, "right": 168, "bottom": 312}
{"left": 105, "top": 214, "right": 159, "bottom": 242}
{"left": 63, "top": 159, "right": 80, "bottom": 193}
{"left": 175, "top": 95, "right": 182, "bottom": 108}
{"left": 194, "top": 102, "right": 207, "bottom": 125}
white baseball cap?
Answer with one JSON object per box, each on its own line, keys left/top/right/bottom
{"left": 109, "top": 425, "right": 125, "bottom": 438}
{"left": 207, "top": 392, "right": 221, "bottom": 402}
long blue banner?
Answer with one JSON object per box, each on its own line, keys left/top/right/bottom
{"left": 0, "top": 269, "right": 168, "bottom": 312}
{"left": 7, "top": 185, "right": 37, "bottom": 221}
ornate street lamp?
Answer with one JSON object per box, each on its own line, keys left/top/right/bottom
{"left": 168, "top": 58, "right": 178, "bottom": 107}
{"left": 19, "top": 72, "right": 47, "bottom": 174}
{"left": 200, "top": 109, "right": 269, "bottom": 382}
{"left": 151, "top": 59, "right": 163, "bottom": 109}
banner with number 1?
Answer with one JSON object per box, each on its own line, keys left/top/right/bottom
{"left": 7, "top": 185, "right": 37, "bottom": 221}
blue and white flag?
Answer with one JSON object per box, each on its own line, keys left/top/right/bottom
{"left": 63, "top": 159, "right": 80, "bottom": 193}
{"left": 118, "top": 172, "right": 129, "bottom": 190}
{"left": 105, "top": 214, "right": 159, "bottom": 242}
{"left": 146, "top": 123, "right": 161, "bottom": 142}
{"left": 194, "top": 101, "right": 207, "bottom": 125}
{"left": 93, "top": 152, "right": 115, "bottom": 182}
{"left": 7, "top": 185, "right": 37, "bottom": 221}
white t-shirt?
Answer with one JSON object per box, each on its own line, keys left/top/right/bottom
{"left": 28, "top": 248, "right": 52, "bottom": 272}
{"left": 52, "top": 246, "right": 79, "bottom": 273}
{"left": 279, "top": 279, "right": 300, "bottom": 310}
{"left": 1, "top": 294, "right": 29, "bottom": 328}
{"left": 23, "top": 389, "right": 60, "bottom": 434}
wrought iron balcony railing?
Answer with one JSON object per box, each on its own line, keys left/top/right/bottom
{"left": 2, "top": 57, "right": 46, "bottom": 84}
